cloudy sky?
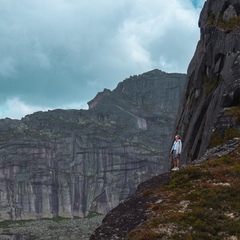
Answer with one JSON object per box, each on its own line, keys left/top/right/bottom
{"left": 0, "top": 0, "right": 205, "bottom": 119}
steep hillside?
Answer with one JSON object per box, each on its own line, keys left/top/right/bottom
{"left": 174, "top": 0, "right": 240, "bottom": 163}
{"left": 90, "top": 138, "right": 240, "bottom": 240}
{"left": 127, "top": 139, "right": 240, "bottom": 240}
{"left": 0, "top": 69, "right": 185, "bottom": 221}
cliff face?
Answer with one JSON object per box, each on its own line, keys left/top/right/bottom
{"left": 90, "top": 0, "right": 240, "bottom": 238}
{"left": 0, "top": 69, "right": 186, "bottom": 220}
{"left": 175, "top": 0, "right": 240, "bottom": 162}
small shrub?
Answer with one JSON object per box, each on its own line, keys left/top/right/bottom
{"left": 126, "top": 228, "right": 162, "bottom": 240}
{"left": 225, "top": 106, "right": 240, "bottom": 125}
{"left": 142, "top": 189, "right": 156, "bottom": 197}
{"left": 209, "top": 131, "right": 223, "bottom": 148}
{"left": 223, "top": 128, "right": 240, "bottom": 141}
{"left": 150, "top": 204, "right": 160, "bottom": 211}
{"left": 218, "top": 16, "right": 240, "bottom": 30}
{"left": 208, "top": 12, "right": 216, "bottom": 25}
{"left": 208, "top": 11, "right": 240, "bottom": 31}
{"left": 209, "top": 127, "right": 240, "bottom": 148}
{"left": 203, "top": 77, "right": 220, "bottom": 94}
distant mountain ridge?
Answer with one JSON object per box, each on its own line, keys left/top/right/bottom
{"left": 0, "top": 69, "right": 186, "bottom": 221}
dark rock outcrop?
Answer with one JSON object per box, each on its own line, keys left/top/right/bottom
{"left": 190, "top": 137, "right": 240, "bottom": 164}
{"left": 90, "top": 172, "right": 171, "bottom": 240}
{"left": 174, "top": 0, "right": 240, "bottom": 163}
{"left": 0, "top": 69, "right": 186, "bottom": 221}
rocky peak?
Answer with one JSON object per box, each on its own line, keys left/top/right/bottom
{"left": 174, "top": 0, "right": 240, "bottom": 162}
{"left": 0, "top": 69, "right": 185, "bottom": 221}
{"left": 88, "top": 88, "right": 111, "bottom": 109}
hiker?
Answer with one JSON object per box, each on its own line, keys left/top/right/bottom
{"left": 170, "top": 134, "right": 182, "bottom": 171}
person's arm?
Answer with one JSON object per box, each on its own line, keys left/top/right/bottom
{"left": 178, "top": 140, "right": 182, "bottom": 155}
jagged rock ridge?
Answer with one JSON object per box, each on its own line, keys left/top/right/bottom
{"left": 0, "top": 69, "right": 186, "bottom": 221}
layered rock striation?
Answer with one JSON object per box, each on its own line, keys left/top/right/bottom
{"left": 0, "top": 69, "right": 186, "bottom": 220}
{"left": 174, "top": 0, "right": 240, "bottom": 162}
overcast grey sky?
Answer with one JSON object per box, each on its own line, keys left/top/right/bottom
{"left": 0, "top": 0, "right": 205, "bottom": 119}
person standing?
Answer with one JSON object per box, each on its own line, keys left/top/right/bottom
{"left": 170, "top": 134, "right": 182, "bottom": 171}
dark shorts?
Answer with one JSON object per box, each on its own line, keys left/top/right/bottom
{"left": 172, "top": 150, "right": 179, "bottom": 158}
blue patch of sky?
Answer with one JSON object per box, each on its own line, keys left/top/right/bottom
{"left": 191, "top": 0, "right": 205, "bottom": 8}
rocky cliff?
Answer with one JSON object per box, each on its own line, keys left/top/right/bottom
{"left": 0, "top": 69, "right": 186, "bottom": 221}
{"left": 90, "top": 0, "right": 240, "bottom": 238}
{"left": 174, "top": 0, "right": 240, "bottom": 163}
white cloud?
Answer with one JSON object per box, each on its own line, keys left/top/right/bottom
{"left": 0, "top": 0, "right": 204, "bottom": 119}
{"left": 0, "top": 98, "right": 47, "bottom": 120}
{"left": 0, "top": 98, "right": 88, "bottom": 120}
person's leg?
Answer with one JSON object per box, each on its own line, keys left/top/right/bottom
{"left": 172, "top": 157, "right": 176, "bottom": 170}
{"left": 176, "top": 157, "right": 180, "bottom": 169}
{"left": 173, "top": 158, "right": 177, "bottom": 169}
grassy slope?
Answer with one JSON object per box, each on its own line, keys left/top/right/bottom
{"left": 126, "top": 145, "right": 240, "bottom": 240}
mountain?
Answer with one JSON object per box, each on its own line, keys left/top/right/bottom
{"left": 0, "top": 69, "right": 186, "bottom": 222}
{"left": 90, "top": 0, "right": 240, "bottom": 239}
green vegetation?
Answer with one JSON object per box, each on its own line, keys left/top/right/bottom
{"left": 142, "top": 189, "right": 157, "bottom": 197}
{"left": 86, "top": 211, "right": 103, "bottom": 218}
{"left": 225, "top": 106, "right": 240, "bottom": 125}
{"left": 210, "top": 128, "right": 240, "bottom": 148}
{"left": 126, "top": 146, "right": 240, "bottom": 240}
{"left": 218, "top": 16, "right": 240, "bottom": 30}
{"left": 207, "top": 11, "right": 240, "bottom": 30}
{"left": 203, "top": 76, "right": 221, "bottom": 94}
{"left": 209, "top": 106, "right": 240, "bottom": 148}
{"left": 208, "top": 12, "right": 216, "bottom": 25}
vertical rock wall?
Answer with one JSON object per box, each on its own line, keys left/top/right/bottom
{"left": 174, "top": 0, "right": 240, "bottom": 162}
